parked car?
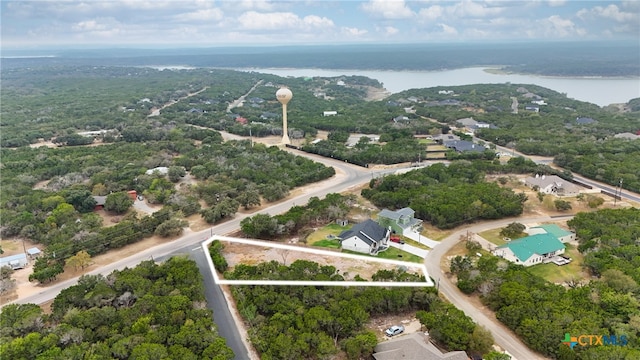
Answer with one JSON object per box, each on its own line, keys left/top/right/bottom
{"left": 390, "top": 235, "right": 405, "bottom": 244}
{"left": 385, "top": 325, "right": 404, "bottom": 337}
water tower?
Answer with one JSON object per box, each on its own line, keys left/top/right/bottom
{"left": 276, "top": 87, "right": 292, "bottom": 145}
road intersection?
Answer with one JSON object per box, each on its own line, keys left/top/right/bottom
{"left": 7, "top": 148, "right": 638, "bottom": 360}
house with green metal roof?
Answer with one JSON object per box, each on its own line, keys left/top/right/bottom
{"left": 527, "top": 224, "right": 575, "bottom": 243}
{"left": 493, "top": 233, "right": 565, "bottom": 267}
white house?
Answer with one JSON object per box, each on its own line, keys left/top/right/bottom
{"left": 323, "top": 111, "right": 337, "bottom": 116}
{"left": 527, "top": 224, "right": 576, "bottom": 243}
{"left": 524, "top": 174, "right": 581, "bottom": 196}
{"left": 339, "top": 219, "right": 390, "bottom": 255}
{"left": 145, "top": 166, "right": 169, "bottom": 176}
{"left": 0, "top": 253, "right": 28, "bottom": 270}
{"left": 493, "top": 233, "right": 565, "bottom": 267}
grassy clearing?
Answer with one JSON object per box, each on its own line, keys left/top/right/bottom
{"left": 527, "top": 244, "right": 587, "bottom": 284}
{"left": 422, "top": 225, "right": 452, "bottom": 241}
{"left": 312, "top": 239, "right": 342, "bottom": 249}
{"left": 479, "top": 228, "right": 527, "bottom": 246}
{"left": 479, "top": 228, "right": 507, "bottom": 246}
{"left": 343, "top": 247, "right": 423, "bottom": 264}
{"left": 307, "top": 223, "right": 349, "bottom": 245}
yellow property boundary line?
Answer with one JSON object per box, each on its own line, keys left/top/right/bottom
{"left": 202, "top": 235, "right": 434, "bottom": 287}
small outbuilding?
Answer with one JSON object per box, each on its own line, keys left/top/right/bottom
{"left": 27, "top": 247, "right": 42, "bottom": 259}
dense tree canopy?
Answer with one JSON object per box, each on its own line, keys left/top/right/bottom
{"left": 362, "top": 161, "right": 529, "bottom": 228}
{"left": 221, "top": 258, "right": 493, "bottom": 359}
{"left": 450, "top": 208, "right": 640, "bottom": 359}
{"left": 1, "top": 258, "right": 234, "bottom": 360}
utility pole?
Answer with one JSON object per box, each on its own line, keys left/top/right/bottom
{"left": 614, "top": 179, "right": 623, "bottom": 206}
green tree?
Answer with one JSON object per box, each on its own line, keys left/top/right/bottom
{"left": 63, "top": 188, "right": 97, "bottom": 213}
{"left": 155, "top": 219, "right": 188, "bottom": 237}
{"left": 65, "top": 250, "right": 92, "bottom": 271}
{"left": 500, "top": 222, "right": 526, "bottom": 239}
{"left": 554, "top": 199, "right": 572, "bottom": 211}
{"left": 237, "top": 188, "right": 261, "bottom": 210}
{"left": 484, "top": 351, "right": 511, "bottom": 360}
{"left": 240, "top": 213, "right": 279, "bottom": 238}
{"left": 105, "top": 192, "right": 135, "bottom": 214}
{"left": 168, "top": 166, "right": 186, "bottom": 183}
{"left": 468, "top": 325, "right": 494, "bottom": 356}
{"left": 601, "top": 269, "right": 639, "bottom": 293}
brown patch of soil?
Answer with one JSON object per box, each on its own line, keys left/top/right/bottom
{"left": 366, "top": 312, "right": 424, "bottom": 342}
{"left": 221, "top": 242, "right": 408, "bottom": 281}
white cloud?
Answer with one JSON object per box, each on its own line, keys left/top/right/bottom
{"left": 341, "top": 27, "right": 368, "bottom": 37}
{"left": 439, "top": 23, "right": 458, "bottom": 35}
{"left": 361, "top": 0, "right": 415, "bottom": 19}
{"left": 541, "top": 15, "right": 586, "bottom": 37}
{"left": 174, "top": 8, "right": 224, "bottom": 22}
{"left": 447, "top": 1, "right": 504, "bottom": 18}
{"left": 593, "top": 4, "right": 638, "bottom": 22}
{"left": 237, "top": 11, "right": 334, "bottom": 31}
{"left": 621, "top": 1, "right": 640, "bottom": 11}
{"left": 547, "top": 0, "right": 566, "bottom": 7}
{"left": 72, "top": 20, "right": 107, "bottom": 32}
{"left": 233, "top": 0, "right": 276, "bottom": 12}
{"left": 384, "top": 26, "right": 399, "bottom": 35}
{"left": 417, "top": 5, "right": 444, "bottom": 22}
{"left": 577, "top": 4, "right": 638, "bottom": 22}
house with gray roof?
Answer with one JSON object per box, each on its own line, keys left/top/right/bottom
{"left": 377, "top": 208, "right": 422, "bottom": 236}
{"left": 443, "top": 140, "right": 486, "bottom": 153}
{"left": 373, "top": 333, "right": 468, "bottom": 360}
{"left": 456, "top": 117, "right": 478, "bottom": 127}
{"left": 338, "top": 219, "right": 390, "bottom": 255}
{"left": 493, "top": 233, "right": 565, "bottom": 267}
{"left": 432, "top": 134, "right": 460, "bottom": 144}
{"left": 524, "top": 174, "right": 580, "bottom": 196}
{"left": 576, "top": 117, "right": 596, "bottom": 125}
{"left": 260, "top": 112, "right": 279, "bottom": 120}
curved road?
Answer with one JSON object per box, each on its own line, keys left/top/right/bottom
{"left": 10, "top": 143, "right": 639, "bottom": 359}
{"left": 425, "top": 215, "right": 573, "bottom": 360}
{"left": 10, "top": 154, "right": 382, "bottom": 360}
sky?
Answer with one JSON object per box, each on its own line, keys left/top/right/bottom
{"left": 2, "top": 0, "right": 639, "bottom": 49}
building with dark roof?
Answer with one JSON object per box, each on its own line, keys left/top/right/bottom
{"left": 338, "top": 219, "right": 390, "bottom": 255}
{"left": 373, "top": 333, "right": 469, "bottom": 360}
{"left": 443, "top": 140, "right": 486, "bottom": 153}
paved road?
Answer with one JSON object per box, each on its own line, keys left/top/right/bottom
{"left": 9, "top": 155, "right": 381, "bottom": 359}
{"left": 163, "top": 245, "right": 253, "bottom": 360}
{"left": 226, "top": 80, "right": 263, "bottom": 112}
{"left": 11, "top": 139, "right": 638, "bottom": 359}
{"left": 425, "top": 215, "right": 574, "bottom": 360}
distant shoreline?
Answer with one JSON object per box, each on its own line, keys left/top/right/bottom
{"left": 482, "top": 67, "right": 639, "bottom": 81}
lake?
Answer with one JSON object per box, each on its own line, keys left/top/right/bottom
{"left": 238, "top": 67, "right": 640, "bottom": 107}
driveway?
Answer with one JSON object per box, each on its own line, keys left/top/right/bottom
{"left": 132, "top": 198, "right": 160, "bottom": 214}
{"left": 387, "top": 241, "right": 429, "bottom": 258}
{"left": 425, "top": 216, "right": 574, "bottom": 360}
{"left": 403, "top": 229, "right": 441, "bottom": 248}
